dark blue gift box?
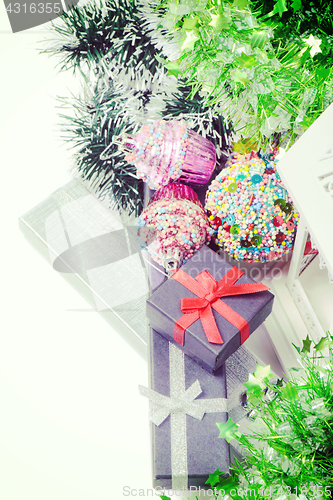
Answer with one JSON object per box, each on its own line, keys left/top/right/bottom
{"left": 141, "top": 328, "right": 229, "bottom": 490}
{"left": 147, "top": 245, "right": 274, "bottom": 373}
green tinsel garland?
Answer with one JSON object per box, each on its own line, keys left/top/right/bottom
{"left": 159, "top": 334, "right": 333, "bottom": 500}
{"left": 211, "top": 334, "right": 333, "bottom": 498}
{"left": 251, "top": 0, "right": 333, "bottom": 68}
{"left": 149, "top": 0, "right": 333, "bottom": 149}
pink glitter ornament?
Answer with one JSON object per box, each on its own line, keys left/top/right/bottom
{"left": 113, "top": 119, "right": 216, "bottom": 190}
{"left": 137, "top": 183, "right": 212, "bottom": 274}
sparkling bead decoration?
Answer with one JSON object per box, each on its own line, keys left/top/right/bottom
{"left": 113, "top": 119, "right": 216, "bottom": 190}
{"left": 137, "top": 183, "right": 213, "bottom": 273}
{"left": 204, "top": 151, "right": 299, "bottom": 263}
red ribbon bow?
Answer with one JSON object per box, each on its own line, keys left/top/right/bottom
{"left": 172, "top": 267, "right": 269, "bottom": 346}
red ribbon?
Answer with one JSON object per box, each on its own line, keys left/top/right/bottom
{"left": 172, "top": 267, "right": 269, "bottom": 346}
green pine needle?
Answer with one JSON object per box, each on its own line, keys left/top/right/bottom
{"left": 58, "top": 81, "right": 144, "bottom": 215}
{"left": 43, "top": 0, "right": 160, "bottom": 74}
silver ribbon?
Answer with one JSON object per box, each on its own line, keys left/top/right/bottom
{"left": 139, "top": 343, "right": 228, "bottom": 490}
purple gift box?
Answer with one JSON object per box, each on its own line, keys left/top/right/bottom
{"left": 140, "top": 328, "right": 229, "bottom": 490}
{"left": 146, "top": 245, "right": 274, "bottom": 373}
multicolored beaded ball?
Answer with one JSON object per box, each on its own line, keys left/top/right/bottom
{"left": 113, "top": 119, "right": 216, "bottom": 190}
{"left": 137, "top": 183, "right": 213, "bottom": 274}
{"left": 205, "top": 150, "right": 299, "bottom": 263}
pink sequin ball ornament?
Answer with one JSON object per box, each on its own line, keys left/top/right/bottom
{"left": 204, "top": 150, "right": 299, "bottom": 263}
{"left": 113, "top": 119, "right": 216, "bottom": 190}
{"left": 137, "top": 183, "right": 214, "bottom": 274}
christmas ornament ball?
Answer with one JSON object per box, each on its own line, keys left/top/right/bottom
{"left": 137, "top": 183, "right": 213, "bottom": 273}
{"left": 114, "top": 119, "right": 216, "bottom": 190}
{"left": 205, "top": 151, "right": 299, "bottom": 263}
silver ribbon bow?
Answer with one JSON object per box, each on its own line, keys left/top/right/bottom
{"left": 139, "top": 343, "right": 228, "bottom": 490}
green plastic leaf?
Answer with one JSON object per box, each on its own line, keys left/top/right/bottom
{"left": 300, "top": 46, "right": 311, "bottom": 65}
{"left": 206, "top": 468, "right": 223, "bottom": 487}
{"left": 233, "top": 137, "right": 258, "bottom": 154}
{"left": 181, "top": 30, "right": 199, "bottom": 52}
{"left": 244, "top": 373, "right": 265, "bottom": 393}
{"left": 254, "top": 364, "right": 274, "bottom": 382}
{"left": 316, "top": 67, "right": 330, "bottom": 84}
{"left": 247, "top": 393, "right": 261, "bottom": 405}
{"left": 261, "top": 0, "right": 287, "bottom": 19}
{"left": 250, "top": 31, "right": 267, "bottom": 49}
{"left": 300, "top": 115, "right": 315, "bottom": 130}
{"left": 209, "top": 13, "right": 230, "bottom": 31}
{"left": 291, "top": 0, "right": 302, "bottom": 12}
{"left": 292, "top": 343, "right": 301, "bottom": 355}
{"left": 183, "top": 16, "right": 199, "bottom": 31}
{"left": 164, "top": 61, "right": 182, "bottom": 77}
{"left": 304, "top": 34, "right": 322, "bottom": 57}
{"left": 315, "top": 337, "right": 327, "bottom": 352}
{"left": 233, "top": 0, "right": 249, "bottom": 8}
{"left": 280, "top": 381, "right": 299, "bottom": 400}
{"left": 160, "top": 496, "right": 171, "bottom": 500}
{"left": 230, "top": 69, "right": 249, "bottom": 84}
{"left": 236, "top": 52, "right": 257, "bottom": 68}
{"left": 302, "top": 335, "right": 312, "bottom": 353}
{"left": 272, "top": 0, "right": 288, "bottom": 17}
{"left": 216, "top": 418, "right": 239, "bottom": 442}
{"left": 155, "top": 56, "right": 182, "bottom": 77}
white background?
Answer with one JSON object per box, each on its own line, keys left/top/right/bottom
{"left": 0, "top": 6, "right": 153, "bottom": 500}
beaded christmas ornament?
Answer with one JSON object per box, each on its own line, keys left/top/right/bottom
{"left": 113, "top": 119, "right": 216, "bottom": 190}
{"left": 137, "top": 183, "right": 213, "bottom": 274}
{"left": 205, "top": 151, "right": 299, "bottom": 263}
